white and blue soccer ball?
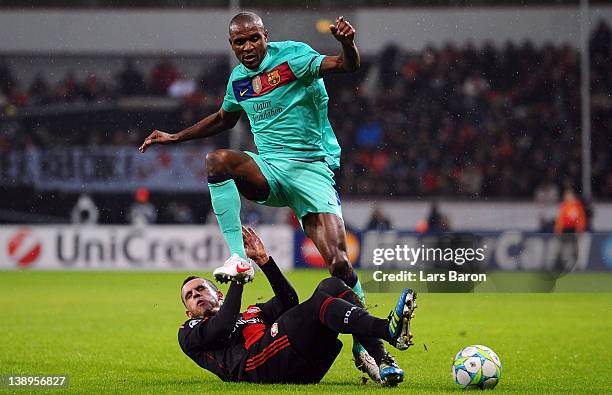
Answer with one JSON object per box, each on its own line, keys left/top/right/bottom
{"left": 452, "top": 345, "right": 502, "bottom": 389}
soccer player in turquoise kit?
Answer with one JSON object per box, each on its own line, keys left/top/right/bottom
{"left": 139, "top": 12, "right": 406, "bottom": 384}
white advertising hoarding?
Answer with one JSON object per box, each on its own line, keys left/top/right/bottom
{"left": 0, "top": 225, "right": 294, "bottom": 271}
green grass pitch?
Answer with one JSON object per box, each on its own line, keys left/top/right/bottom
{"left": 1, "top": 270, "right": 611, "bottom": 394}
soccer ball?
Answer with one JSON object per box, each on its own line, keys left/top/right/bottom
{"left": 452, "top": 345, "right": 502, "bottom": 389}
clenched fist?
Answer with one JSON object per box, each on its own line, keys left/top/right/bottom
{"left": 329, "top": 16, "right": 356, "bottom": 46}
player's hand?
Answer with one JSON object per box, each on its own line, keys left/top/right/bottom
{"left": 329, "top": 16, "right": 356, "bottom": 45}
{"left": 242, "top": 226, "right": 269, "bottom": 267}
{"left": 138, "top": 130, "right": 176, "bottom": 153}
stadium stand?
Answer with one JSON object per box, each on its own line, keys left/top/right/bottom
{"left": 0, "top": 22, "right": 610, "bottom": 224}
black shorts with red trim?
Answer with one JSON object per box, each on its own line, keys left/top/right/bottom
{"left": 238, "top": 277, "right": 360, "bottom": 383}
{"left": 239, "top": 318, "right": 342, "bottom": 384}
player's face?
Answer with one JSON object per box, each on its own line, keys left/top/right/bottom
{"left": 181, "top": 278, "right": 221, "bottom": 318}
{"left": 229, "top": 23, "right": 268, "bottom": 70}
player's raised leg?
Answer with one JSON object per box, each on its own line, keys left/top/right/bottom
{"left": 319, "top": 279, "right": 418, "bottom": 386}
{"left": 302, "top": 212, "right": 384, "bottom": 380}
{"left": 279, "top": 276, "right": 417, "bottom": 386}
{"left": 206, "top": 149, "right": 270, "bottom": 283}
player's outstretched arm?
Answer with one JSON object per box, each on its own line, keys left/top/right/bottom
{"left": 138, "top": 108, "right": 241, "bottom": 153}
{"left": 320, "top": 16, "right": 360, "bottom": 75}
{"left": 243, "top": 227, "right": 298, "bottom": 315}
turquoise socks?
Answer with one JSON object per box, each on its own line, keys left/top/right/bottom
{"left": 208, "top": 178, "right": 246, "bottom": 259}
{"left": 351, "top": 277, "right": 368, "bottom": 354}
{"left": 352, "top": 278, "right": 366, "bottom": 305}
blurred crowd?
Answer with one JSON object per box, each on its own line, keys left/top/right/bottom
{"left": 0, "top": 56, "right": 229, "bottom": 149}
{"left": 0, "top": 56, "right": 228, "bottom": 107}
{"left": 0, "top": 20, "right": 610, "bottom": 200}
{"left": 332, "top": 20, "right": 611, "bottom": 200}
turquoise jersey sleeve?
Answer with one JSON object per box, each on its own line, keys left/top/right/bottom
{"left": 222, "top": 78, "right": 242, "bottom": 113}
{"left": 287, "top": 42, "right": 325, "bottom": 85}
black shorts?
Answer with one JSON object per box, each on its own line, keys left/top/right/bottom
{"left": 241, "top": 318, "right": 342, "bottom": 384}
{"left": 240, "top": 277, "right": 354, "bottom": 384}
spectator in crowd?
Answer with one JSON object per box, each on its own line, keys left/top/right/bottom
{"left": 534, "top": 170, "right": 560, "bottom": 203}
{"left": 366, "top": 206, "right": 392, "bottom": 231}
{"left": 166, "top": 201, "right": 194, "bottom": 224}
{"left": 426, "top": 202, "right": 450, "bottom": 233}
{"left": 590, "top": 19, "right": 610, "bottom": 62}
{"left": 115, "top": 59, "right": 146, "bottom": 96}
{"left": 356, "top": 115, "right": 382, "bottom": 148}
{"left": 127, "top": 187, "right": 157, "bottom": 225}
{"left": 82, "top": 73, "right": 108, "bottom": 102}
{"left": 168, "top": 73, "right": 197, "bottom": 99}
{"left": 554, "top": 188, "right": 587, "bottom": 234}
{"left": 55, "top": 70, "right": 79, "bottom": 102}
{"left": 197, "top": 59, "right": 229, "bottom": 95}
{"left": 28, "top": 73, "right": 51, "bottom": 105}
{"left": 70, "top": 193, "right": 99, "bottom": 225}
{"left": 554, "top": 187, "right": 587, "bottom": 275}
{"left": 150, "top": 56, "right": 178, "bottom": 95}
{"left": 0, "top": 57, "right": 14, "bottom": 97}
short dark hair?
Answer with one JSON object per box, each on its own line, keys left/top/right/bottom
{"left": 229, "top": 12, "right": 264, "bottom": 31}
{"left": 180, "top": 276, "right": 219, "bottom": 306}
{"left": 182, "top": 275, "right": 199, "bottom": 287}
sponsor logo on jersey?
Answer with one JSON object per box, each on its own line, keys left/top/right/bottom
{"left": 253, "top": 100, "right": 271, "bottom": 113}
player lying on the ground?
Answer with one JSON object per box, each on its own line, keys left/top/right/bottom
{"left": 179, "top": 227, "right": 417, "bottom": 386}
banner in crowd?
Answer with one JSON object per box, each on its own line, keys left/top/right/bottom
{"left": 0, "top": 225, "right": 294, "bottom": 270}
{"left": 0, "top": 146, "right": 213, "bottom": 192}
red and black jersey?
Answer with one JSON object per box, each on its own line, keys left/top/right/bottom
{"left": 178, "top": 257, "right": 300, "bottom": 382}
{"left": 178, "top": 303, "right": 270, "bottom": 381}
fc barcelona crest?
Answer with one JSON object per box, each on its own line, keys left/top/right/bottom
{"left": 252, "top": 76, "right": 262, "bottom": 94}
{"left": 267, "top": 70, "right": 281, "bottom": 86}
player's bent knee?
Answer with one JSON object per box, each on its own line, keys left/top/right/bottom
{"left": 316, "top": 277, "right": 345, "bottom": 295}
{"left": 205, "top": 149, "right": 232, "bottom": 176}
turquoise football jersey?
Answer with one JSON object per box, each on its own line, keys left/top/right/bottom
{"left": 222, "top": 41, "right": 341, "bottom": 169}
